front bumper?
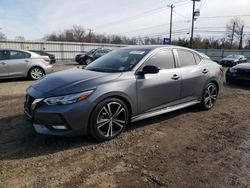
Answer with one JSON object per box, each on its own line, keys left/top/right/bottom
{"left": 226, "top": 70, "right": 250, "bottom": 82}
{"left": 24, "top": 91, "right": 95, "bottom": 136}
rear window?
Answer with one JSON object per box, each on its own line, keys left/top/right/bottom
{"left": 177, "top": 50, "right": 196, "bottom": 67}
{"left": 9, "top": 51, "right": 31, "bottom": 59}
{"left": 193, "top": 53, "right": 202, "bottom": 64}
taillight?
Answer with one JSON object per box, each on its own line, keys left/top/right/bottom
{"left": 219, "top": 66, "right": 224, "bottom": 73}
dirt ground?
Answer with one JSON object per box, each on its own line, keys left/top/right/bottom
{"left": 0, "top": 62, "right": 250, "bottom": 188}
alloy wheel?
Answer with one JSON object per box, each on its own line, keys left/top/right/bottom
{"left": 204, "top": 84, "right": 217, "bottom": 109}
{"left": 96, "top": 102, "right": 127, "bottom": 138}
{"left": 30, "top": 68, "right": 44, "bottom": 80}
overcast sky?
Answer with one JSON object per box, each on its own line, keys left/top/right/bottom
{"left": 0, "top": 0, "right": 250, "bottom": 40}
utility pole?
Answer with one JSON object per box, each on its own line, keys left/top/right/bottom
{"left": 239, "top": 25, "right": 244, "bottom": 49}
{"left": 190, "top": 0, "right": 200, "bottom": 48}
{"left": 230, "top": 22, "right": 236, "bottom": 47}
{"left": 88, "top": 29, "right": 93, "bottom": 43}
{"left": 167, "top": 4, "right": 174, "bottom": 44}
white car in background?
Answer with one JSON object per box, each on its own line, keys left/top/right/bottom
{"left": 0, "top": 49, "right": 54, "bottom": 80}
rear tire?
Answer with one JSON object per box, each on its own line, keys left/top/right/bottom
{"left": 28, "top": 67, "right": 44, "bottom": 80}
{"left": 89, "top": 98, "right": 129, "bottom": 141}
{"left": 199, "top": 82, "right": 218, "bottom": 110}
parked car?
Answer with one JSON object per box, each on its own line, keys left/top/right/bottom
{"left": 226, "top": 62, "right": 250, "bottom": 84}
{"left": 31, "top": 50, "right": 56, "bottom": 63}
{"left": 220, "top": 54, "right": 247, "bottom": 67}
{"left": 75, "top": 52, "right": 86, "bottom": 63}
{"left": 76, "top": 48, "right": 112, "bottom": 65}
{"left": 0, "top": 49, "right": 53, "bottom": 80}
{"left": 24, "top": 45, "right": 223, "bottom": 141}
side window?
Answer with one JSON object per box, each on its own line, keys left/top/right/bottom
{"left": 24, "top": 52, "right": 31, "bottom": 58}
{"left": 9, "top": 51, "right": 28, "bottom": 59}
{"left": 177, "top": 50, "right": 196, "bottom": 67}
{"left": 193, "top": 53, "right": 201, "bottom": 64}
{"left": 144, "top": 50, "right": 175, "bottom": 69}
{"left": 0, "top": 50, "right": 9, "bottom": 60}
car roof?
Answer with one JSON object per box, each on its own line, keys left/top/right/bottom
{"left": 0, "top": 48, "right": 33, "bottom": 54}
{"left": 121, "top": 45, "right": 209, "bottom": 59}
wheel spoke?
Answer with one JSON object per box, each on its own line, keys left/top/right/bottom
{"left": 211, "top": 95, "right": 217, "bottom": 100}
{"left": 107, "top": 104, "right": 112, "bottom": 117}
{"left": 106, "top": 122, "right": 113, "bottom": 137}
{"left": 209, "top": 98, "right": 213, "bottom": 107}
{"left": 113, "top": 106, "right": 124, "bottom": 119}
{"left": 113, "top": 120, "right": 124, "bottom": 128}
{"left": 205, "top": 97, "right": 210, "bottom": 104}
{"left": 97, "top": 119, "right": 109, "bottom": 129}
{"left": 103, "top": 106, "right": 111, "bottom": 117}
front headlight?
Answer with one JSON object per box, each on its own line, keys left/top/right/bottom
{"left": 43, "top": 90, "right": 94, "bottom": 106}
{"left": 229, "top": 68, "right": 237, "bottom": 73}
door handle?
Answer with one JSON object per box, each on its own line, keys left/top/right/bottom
{"left": 25, "top": 60, "right": 29, "bottom": 62}
{"left": 202, "top": 69, "right": 209, "bottom": 74}
{"left": 0, "top": 62, "right": 6, "bottom": 65}
{"left": 171, "top": 74, "right": 180, "bottom": 80}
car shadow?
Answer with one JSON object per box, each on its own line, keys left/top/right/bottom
{"left": 0, "top": 105, "right": 199, "bottom": 161}
{"left": 0, "top": 77, "right": 31, "bottom": 83}
{"left": 223, "top": 82, "right": 250, "bottom": 90}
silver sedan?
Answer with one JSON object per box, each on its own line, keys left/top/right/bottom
{"left": 0, "top": 49, "right": 54, "bottom": 80}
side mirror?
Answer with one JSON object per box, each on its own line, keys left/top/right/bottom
{"left": 142, "top": 65, "right": 160, "bottom": 74}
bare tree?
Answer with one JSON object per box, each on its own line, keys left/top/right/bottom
{"left": 226, "top": 17, "right": 244, "bottom": 47}
{"left": 0, "top": 32, "right": 7, "bottom": 40}
{"left": 15, "top": 36, "right": 25, "bottom": 41}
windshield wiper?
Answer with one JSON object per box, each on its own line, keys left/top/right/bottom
{"left": 87, "top": 68, "right": 104, "bottom": 72}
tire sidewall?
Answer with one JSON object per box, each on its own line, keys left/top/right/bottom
{"left": 89, "top": 98, "right": 129, "bottom": 141}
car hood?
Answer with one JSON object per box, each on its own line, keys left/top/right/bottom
{"left": 233, "top": 63, "right": 250, "bottom": 70}
{"left": 28, "top": 68, "right": 122, "bottom": 97}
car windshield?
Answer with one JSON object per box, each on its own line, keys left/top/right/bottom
{"left": 226, "top": 54, "right": 241, "bottom": 59}
{"left": 85, "top": 48, "right": 151, "bottom": 72}
{"left": 86, "top": 49, "right": 98, "bottom": 55}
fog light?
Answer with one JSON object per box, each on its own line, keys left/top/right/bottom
{"left": 52, "top": 125, "right": 68, "bottom": 130}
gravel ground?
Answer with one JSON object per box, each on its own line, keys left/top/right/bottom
{"left": 0, "top": 62, "right": 250, "bottom": 187}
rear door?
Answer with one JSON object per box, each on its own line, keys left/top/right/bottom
{"left": 136, "top": 49, "right": 181, "bottom": 114}
{"left": 0, "top": 50, "right": 10, "bottom": 78}
{"left": 8, "top": 50, "right": 31, "bottom": 77}
{"left": 175, "top": 49, "right": 209, "bottom": 101}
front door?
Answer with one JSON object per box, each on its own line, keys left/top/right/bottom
{"left": 136, "top": 49, "right": 181, "bottom": 114}
{"left": 8, "top": 50, "right": 30, "bottom": 77}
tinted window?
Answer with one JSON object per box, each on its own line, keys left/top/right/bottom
{"left": 193, "top": 53, "right": 201, "bottom": 64}
{"left": 9, "top": 51, "right": 30, "bottom": 59}
{"left": 0, "top": 50, "right": 9, "bottom": 60}
{"left": 144, "top": 50, "right": 175, "bottom": 69}
{"left": 177, "top": 50, "right": 196, "bottom": 67}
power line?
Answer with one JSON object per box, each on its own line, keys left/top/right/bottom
{"left": 91, "top": 6, "right": 168, "bottom": 29}
{"left": 114, "top": 20, "right": 191, "bottom": 35}
{"left": 199, "top": 14, "right": 250, "bottom": 19}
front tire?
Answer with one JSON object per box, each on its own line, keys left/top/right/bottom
{"left": 200, "top": 83, "right": 218, "bottom": 110}
{"left": 85, "top": 57, "right": 93, "bottom": 65}
{"left": 28, "top": 67, "right": 44, "bottom": 80}
{"left": 90, "top": 98, "right": 129, "bottom": 141}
